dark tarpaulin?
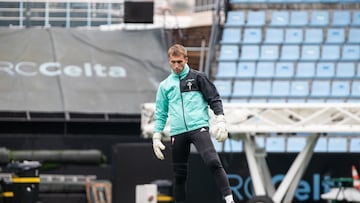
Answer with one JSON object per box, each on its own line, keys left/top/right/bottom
{"left": 0, "top": 28, "right": 169, "bottom": 115}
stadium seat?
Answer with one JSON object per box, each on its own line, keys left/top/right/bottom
{"left": 290, "top": 81, "right": 309, "bottom": 97}
{"left": 243, "top": 28, "right": 262, "bottom": 44}
{"left": 342, "top": 45, "right": 360, "bottom": 61}
{"left": 287, "top": 137, "right": 306, "bottom": 152}
{"left": 221, "top": 28, "right": 241, "bottom": 44}
{"left": 213, "top": 80, "right": 232, "bottom": 98}
{"left": 260, "top": 45, "right": 279, "bottom": 60}
{"left": 321, "top": 45, "right": 340, "bottom": 61}
{"left": 314, "top": 137, "right": 327, "bottom": 152}
{"left": 281, "top": 45, "right": 300, "bottom": 60}
{"left": 350, "top": 138, "right": 360, "bottom": 152}
{"left": 304, "top": 29, "right": 323, "bottom": 44}
{"left": 216, "top": 62, "right": 237, "bottom": 79}
{"left": 289, "top": 11, "right": 308, "bottom": 26}
{"left": 270, "top": 11, "right": 289, "bottom": 26}
{"left": 310, "top": 80, "right": 331, "bottom": 98}
{"left": 266, "top": 137, "right": 285, "bottom": 152}
{"left": 219, "top": 45, "right": 239, "bottom": 61}
{"left": 330, "top": 80, "right": 350, "bottom": 98}
{"left": 264, "top": 28, "right": 284, "bottom": 44}
{"left": 247, "top": 11, "right": 266, "bottom": 26}
{"left": 326, "top": 28, "right": 345, "bottom": 44}
{"left": 352, "top": 11, "right": 360, "bottom": 26}
{"left": 237, "top": 62, "right": 256, "bottom": 78}
{"left": 225, "top": 11, "right": 245, "bottom": 27}
{"left": 301, "top": 45, "right": 320, "bottom": 61}
{"left": 232, "top": 80, "right": 252, "bottom": 98}
{"left": 284, "top": 28, "right": 303, "bottom": 44}
{"left": 332, "top": 10, "right": 351, "bottom": 26}
{"left": 256, "top": 62, "right": 275, "bottom": 78}
{"left": 310, "top": 10, "right": 329, "bottom": 26}
{"left": 253, "top": 80, "right": 272, "bottom": 97}
{"left": 296, "top": 62, "right": 316, "bottom": 79}
{"left": 328, "top": 137, "right": 347, "bottom": 152}
{"left": 274, "top": 62, "right": 294, "bottom": 78}
{"left": 351, "top": 81, "right": 360, "bottom": 98}
{"left": 224, "top": 139, "right": 243, "bottom": 152}
{"left": 348, "top": 28, "right": 360, "bottom": 44}
{"left": 316, "top": 62, "right": 335, "bottom": 78}
{"left": 241, "top": 45, "right": 260, "bottom": 60}
{"left": 336, "top": 62, "right": 355, "bottom": 78}
{"left": 271, "top": 80, "right": 290, "bottom": 97}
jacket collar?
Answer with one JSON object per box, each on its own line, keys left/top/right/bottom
{"left": 171, "top": 64, "right": 190, "bottom": 79}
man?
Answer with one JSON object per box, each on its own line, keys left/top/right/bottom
{"left": 152, "top": 44, "right": 235, "bottom": 203}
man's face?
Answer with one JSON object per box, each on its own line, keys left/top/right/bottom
{"left": 169, "top": 54, "right": 188, "bottom": 74}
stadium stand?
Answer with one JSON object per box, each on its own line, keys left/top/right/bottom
{"left": 215, "top": 1, "right": 360, "bottom": 104}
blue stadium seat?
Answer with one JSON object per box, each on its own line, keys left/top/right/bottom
{"left": 264, "top": 28, "right": 284, "bottom": 44}
{"left": 284, "top": 28, "right": 303, "bottom": 44}
{"left": 243, "top": 28, "right": 262, "bottom": 44}
{"left": 304, "top": 29, "right": 323, "bottom": 44}
{"left": 336, "top": 62, "right": 355, "bottom": 78}
{"left": 332, "top": 10, "right": 351, "bottom": 26}
{"left": 351, "top": 81, "right": 360, "bottom": 98}
{"left": 326, "top": 28, "right": 345, "bottom": 44}
{"left": 314, "top": 137, "right": 327, "bottom": 152}
{"left": 352, "top": 11, "right": 360, "bottom": 26}
{"left": 310, "top": 80, "right": 331, "bottom": 98}
{"left": 289, "top": 11, "right": 308, "bottom": 26}
{"left": 232, "top": 80, "right": 252, "bottom": 98}
{"left": 241, "top": 45, "right": 259, "bottom": 60}
{"left": 253, "top": 80, "right": 272, "bottom": 97}
{"left": 225, "top": 11, "right": 245, "bottom": 27}
{"left": 350, "top": 138, "right": 360, "bottom": 152}
{"left": 296, "top": 62, "right": 316, "bottom": 79}
{"left": 342, "top": 45, "right": 360, "bottom": 61}
{"left": 260, "top": 45, "right": 279, "bottom": 61}
{"left": 331, "top": 80, "right": 350, "bottom": 98}
{"left": 281, "top": 45, "right": 300, "bottom": 61}
{"left": 219, "top": 45, "right": 239, "bottom": 61}
{"left": 272, "top": 80, "right": 290, "bottom": 97}
{"left": 256, "top": 62, "right": 275, "bottom": 78}
{"left": 213, "top": 80, "right": 232, "bottom": 98}
{"left": 266, "top": 137, "right": 285, "bottom": 152}
{"left": 270, "top": 11, "right": 289, "bottom": 26}
{"left": 274, "top": 62, "right": 294, "bottom": 78}
{"left": 301, "top": 45, "right": 320, "bottom": 61}
{"left": 290, "top": 81, "right": 309, "bottom": 97}
{"left": 328, "top": 137, "right": 347, "bottom": 152}
{"left": 316, "top": 62, "right": 335, "bottom": 78}
{"left": 247, "top": 11, "right": 266, "bottom": 26}
{"left": 237, "top": 62, "right": 256, "bottom": 78}
{"left": 310, "top": 10, "right": 329, "bottom": 26}
{"left": 287, "top": 137, "right": 306, "bottom": 152}
{"left": 216, "top": 62, "right": 237, "bottom": 79}
{"left": 224, "top": 139, "right": 243, "bottom": 152}
{"left": 348, "top": 28, "right": 360, "bottom": 44}
{"left": 321, "top": 45, "right": 340, "bottom": 61}
{"left": 221, "top": 28, "right": 241, "bottom": 44}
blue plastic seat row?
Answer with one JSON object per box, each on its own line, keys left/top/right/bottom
{"left": 225, "top": 10, "right": 360, "bottom": 27}
{"left": 216, "top": 61, "right": 360, "bottom": 79}
{"left": 218, "top": 44, "right": 360, "bottom": 61}
{"left": 214, "top": 79, "right": 360, "bottom": 100}
{"left": 230, "top": 0, "right": 360, "bottom": 4}
{"left": 221, "top": 27, "right": 360, "bottom": 45}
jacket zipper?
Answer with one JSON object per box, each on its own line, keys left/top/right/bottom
{"left": 179, "top": 76, "right": 188, "bottom": 131}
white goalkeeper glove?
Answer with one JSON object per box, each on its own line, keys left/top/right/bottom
{"left": 152, "top": 132, "right": 165, "bottom": 160}
{"left": 213, "top": 115, "right": 228, "bottom": 142}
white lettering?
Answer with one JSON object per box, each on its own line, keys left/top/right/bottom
{"left": 0, "top": 61, "right": 127, "bottom": 78}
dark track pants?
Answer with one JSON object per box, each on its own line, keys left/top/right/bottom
{"left": 170, "top": 127, "right": 231, "bottom": 202}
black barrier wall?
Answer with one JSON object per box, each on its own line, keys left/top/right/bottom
{"left": 112, "top": 143, "right": 360, "bottom": 203}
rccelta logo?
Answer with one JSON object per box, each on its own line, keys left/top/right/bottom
{"left": 0, "top": 61, "right": 127, "bottom": 78}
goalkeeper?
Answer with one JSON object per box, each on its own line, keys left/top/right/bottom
{"left": 152, "top": 44, "right": 235, "bottom": 203}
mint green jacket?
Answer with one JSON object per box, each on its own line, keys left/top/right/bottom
{"left": 154, "top": 64, "right": 224, "bottom": 136}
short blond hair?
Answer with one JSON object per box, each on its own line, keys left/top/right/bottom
{"left": 168, "top": 44, "right": 187, "bottom": 58}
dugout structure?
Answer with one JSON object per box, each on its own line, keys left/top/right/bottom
{"left": 141, "top": 103, "right": 360, "bottom": 203}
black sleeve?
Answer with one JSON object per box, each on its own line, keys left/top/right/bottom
{"left": 196, "top": 71, "right": 224, "bottom": 115}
